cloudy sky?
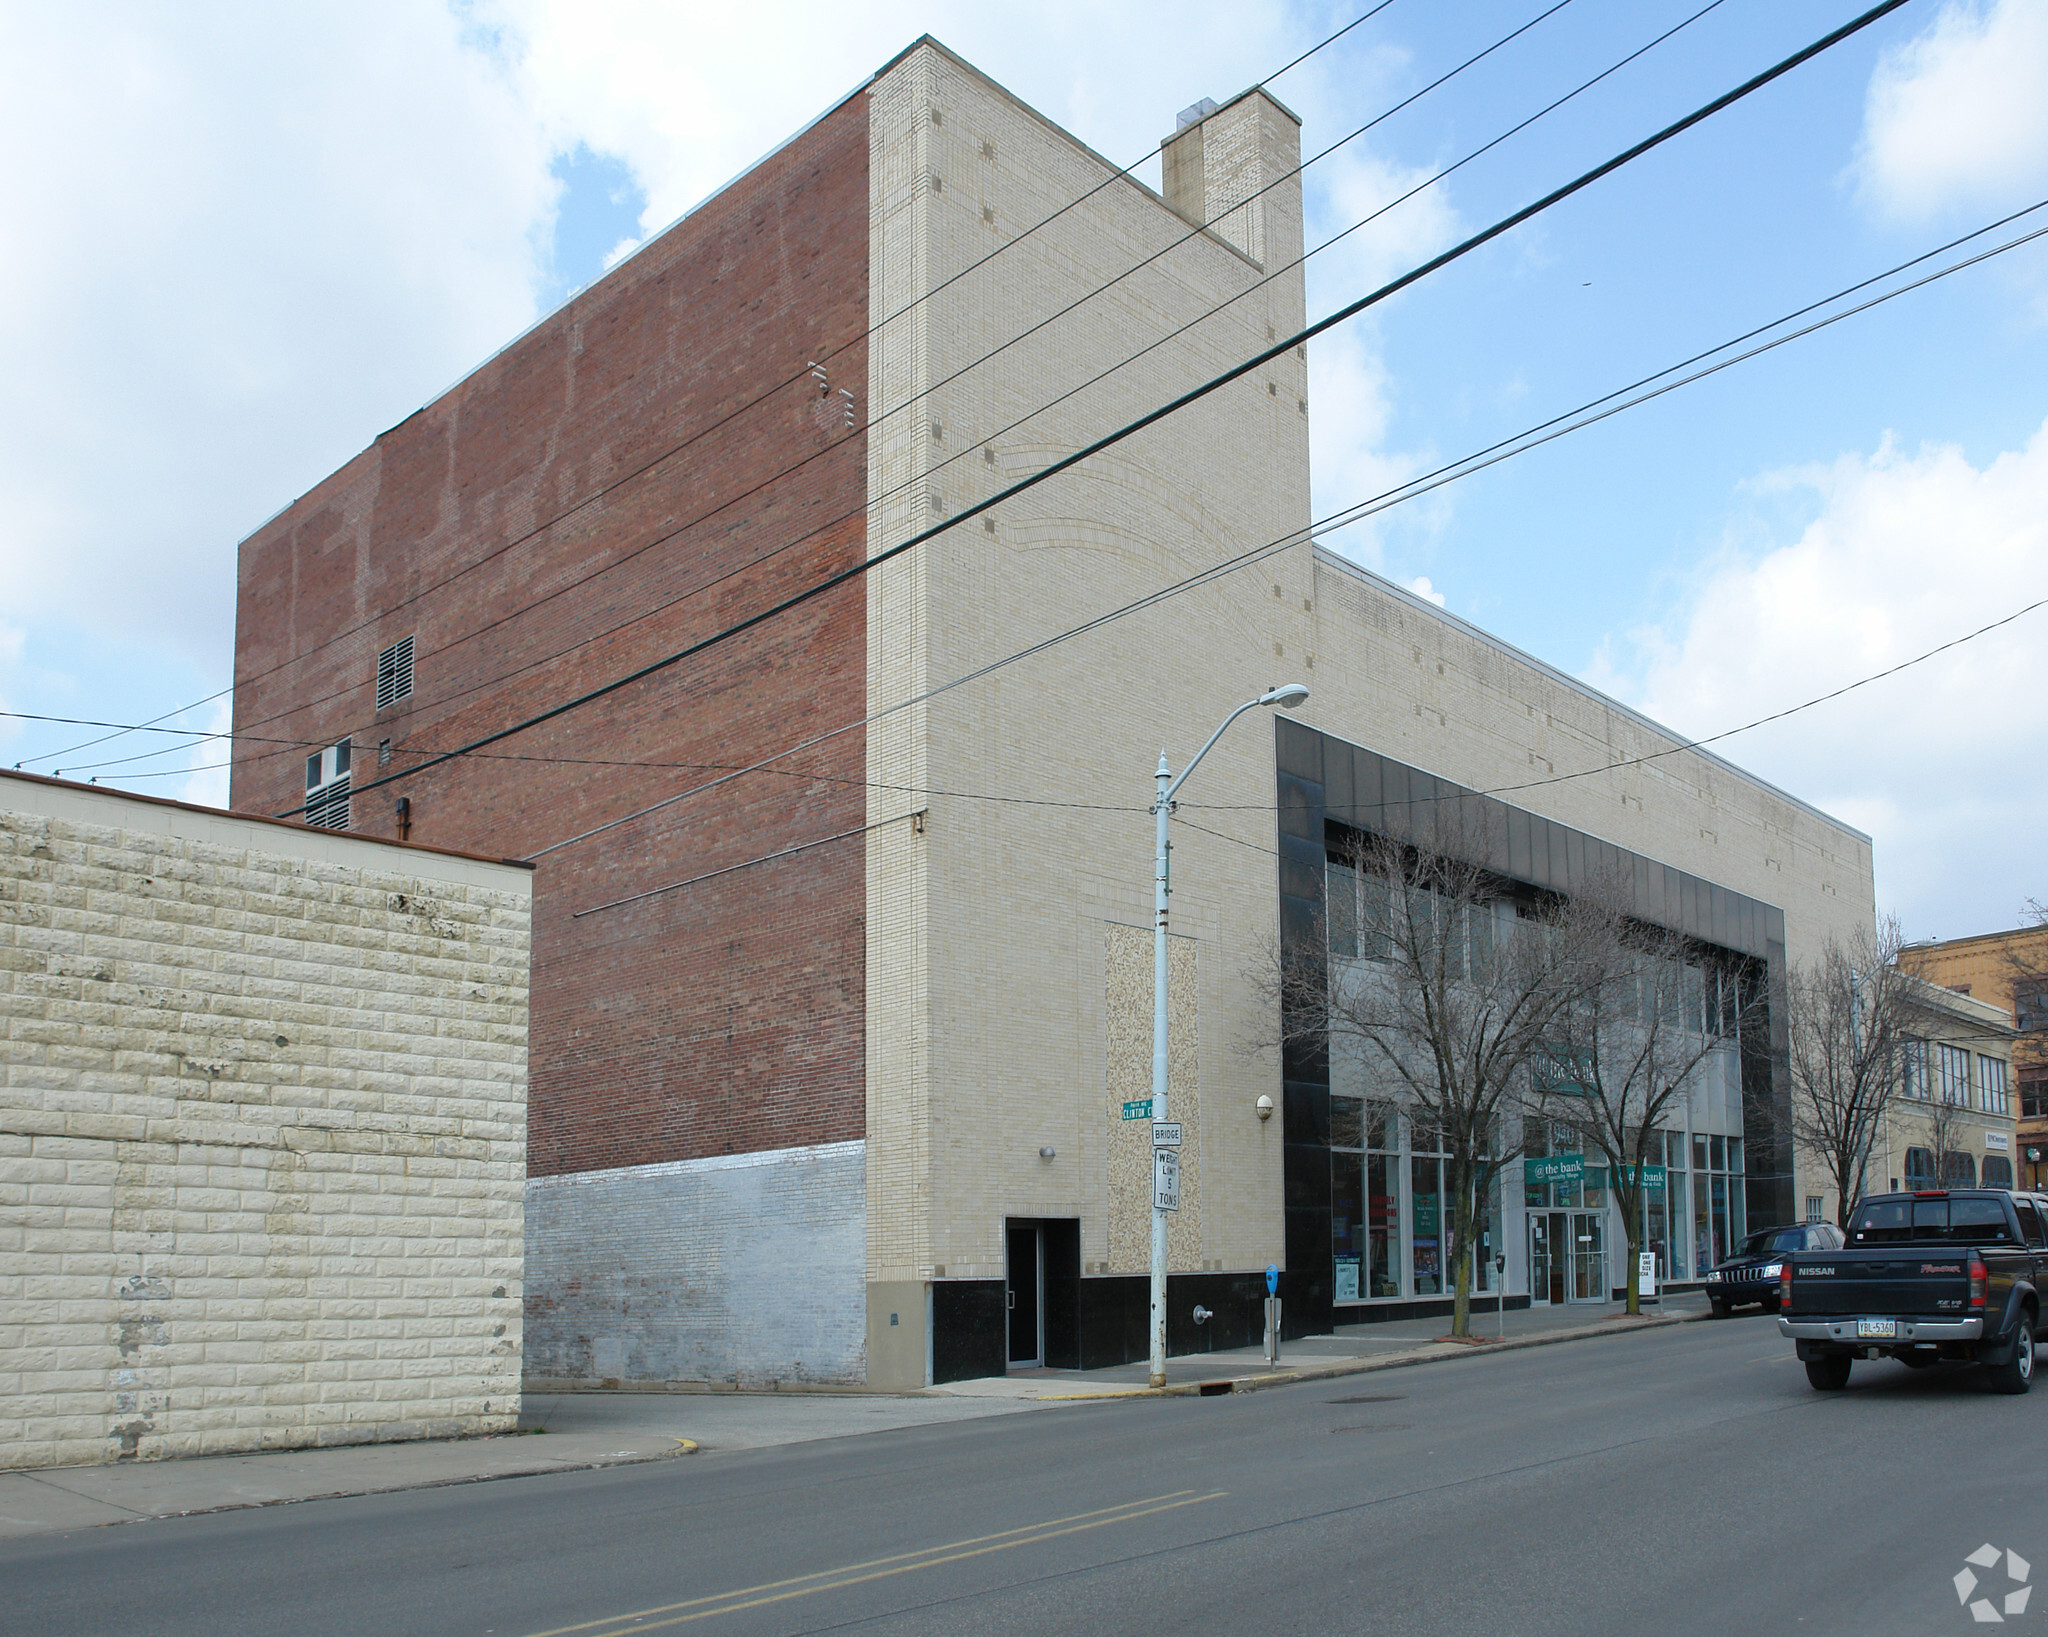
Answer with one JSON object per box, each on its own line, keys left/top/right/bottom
{"left": 0, "top": 0, "right": 2042, "bottom": 938}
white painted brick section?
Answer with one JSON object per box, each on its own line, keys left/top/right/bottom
{"left": 0, "top": 776, "right": 531, "bottom": 1469}
{"left": 524, "top": 1142, "right": 865, "bottom": 1387}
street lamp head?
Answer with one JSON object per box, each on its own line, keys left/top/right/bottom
{"left": 1260, "top": 683, "right": 1310, "bottom": 710}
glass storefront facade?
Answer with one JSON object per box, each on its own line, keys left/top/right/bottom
{"left": 1339, "top": 1114, "right": 1749, "bottom": 1307}
{"left": 1331, "top": 1099, "right": 1497, "bottom": 1304}
{"left": 1290, "top": 726, "right": 1793, "bottom": 1322}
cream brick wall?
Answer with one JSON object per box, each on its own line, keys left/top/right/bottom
{"left": 0, "top": 774, "right": 531, "bottom": 1468}
{"left": 864, "top": 42, "right": 1877, "bottom": 1311}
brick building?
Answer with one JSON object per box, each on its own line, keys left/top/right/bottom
{"left": 1900, "top": 925, "right": 2048, "bottom": 1188}
{"left": 231, "top": 39, "right": 1878, "bottom": 1387}
{"left": 0, "top": 771, "right": 530, "bottom": 1468}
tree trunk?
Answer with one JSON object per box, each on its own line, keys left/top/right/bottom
{"left": 1449, "top": 1182, "right": 1475, "bottom": 1338}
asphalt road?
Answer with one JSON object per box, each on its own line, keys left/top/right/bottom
{"left": 7, "top": 1316, "right": 2043, "bottom": 1637}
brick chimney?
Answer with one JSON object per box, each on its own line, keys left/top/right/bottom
{"left": 1161, "top": 89, "right": 1304, "bottom": 275}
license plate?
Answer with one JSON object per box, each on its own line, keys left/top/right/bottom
{"left": 1857, "top": 1319, "right": 1897, "bottom": 1339}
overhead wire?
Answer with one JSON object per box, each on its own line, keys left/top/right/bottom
{"left": 267, "top": 0, "right": 1914, "bottom": 823}
{"left": 534, "top": 196, "right": 2048, "bottom": 861}
{"left": 49, "top": 2, "right": 1403, "bottom": 771}
{"left": 218, "top": 0, "right": 1595, "bottom": 776}
{"left": 29, "top": 159, "right": 2043, "bottom": 849}
{"left": 579, "top": 593, "right": 2048, "bottom": 910}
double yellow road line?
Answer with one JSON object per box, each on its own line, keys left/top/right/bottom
{"left": 523, "top": 1488, "right": 1228, "bottom": 1636}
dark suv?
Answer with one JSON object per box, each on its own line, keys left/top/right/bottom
{"left": 1706, "top": 1222, "right": 1846, "bottom": 1318}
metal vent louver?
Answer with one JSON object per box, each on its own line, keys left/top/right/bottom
{"left": 376, "top": 635, "right": 414, "bottom": 711}
{"left": 304, "top": 777, "right": 351, "bottom": 830}
{"left": 304, "top": 739, "right": 352, "bottom": 830}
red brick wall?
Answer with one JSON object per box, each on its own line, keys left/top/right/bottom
{"left": 232, "top": 96, "right": 870, "bottom": 1178}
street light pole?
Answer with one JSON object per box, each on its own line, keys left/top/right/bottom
{"left": 1148, "top": 683, "right": 1309, "bottom": 1390}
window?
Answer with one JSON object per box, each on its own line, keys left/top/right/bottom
{"left": 1857, "top": 1197, "right": 2011, "bottom": 1243}
{"left": 1938, "top": 1043, "right": 1972, "bottom": 1106}
{"left": 1805, "top": 1195, "right": 1824, "bottom": 1223}
{"left": 1984, "top": 1155, "right": 2014, "bottom": 1190}
{"left": 376, "top": 635, "right": 414, "bottom": 710}
{"left": 1901, "top": 1038, "right": 1929, "bottom": 1100}
{"left": 1941, "top": 1152, "right": 1978, "bottom": 1187}
{"left": 1978, "top": 1055, "right": 2010, "bottom": 1116}
{"left": 1330, "top": 1097, "right": 1400, "bottom": 1300}
{"left": 2015, "top": 1198, "right": 2047, "bottom": 1248}
{"left": 2023, "top": 1074, "right": 2048, "bottom": 1120}
{"left": 303, "top": 739, "right": 351, "bottom": 831}
{"left": 1904, "top": 1147, "right": 1935, "bottom": 1188}
{"left": 1325, "top": 860, "right": 1357, "bottom": 957}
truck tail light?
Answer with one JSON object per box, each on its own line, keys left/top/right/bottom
{"left": 1780, "top": 1262, "right": 1794, "bottom": 1308}
{"left": 1969, "top": 1259, "right": 1988, "bottom": 1309}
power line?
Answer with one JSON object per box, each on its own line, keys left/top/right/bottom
{"left": 1303, "top": 201, "right": 2048, "bottom": 545}
{"left": 29, "top": 175, "right": 2041, "bottom": 837}
{"left": 69, "top": 4, "right": 1400, "bottom": 772}
{"left": 272, "top": 0, "right": 1910, "bottom": 823}
{"left": 573, "top": 593, "right": 2048, "bottom": 906}
{"left": 525, "top": 200, "right": 2044, "bottom": 857}
{"left": 221, "top": 0, "right": 1592, "bottom": 775}
{"left": 1172, "top": 594, "right": 2048, "bottom": 850}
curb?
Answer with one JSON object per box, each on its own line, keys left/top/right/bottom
{"left": 1018, "top": 1307, "right": 1709, "bottom": 1401}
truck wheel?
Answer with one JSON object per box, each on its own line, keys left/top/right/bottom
{"left": 1988, "top": 1316, "right": 2035, "bottom": 1396}
{"left": 1805, "top": 1356, "right": 1852, "bottom": 1391}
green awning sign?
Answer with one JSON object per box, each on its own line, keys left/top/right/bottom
{"left": 1524, "top": 1153, "right": 1583, "bottom": 1186}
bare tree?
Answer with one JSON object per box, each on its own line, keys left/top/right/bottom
{"left": 1531, "top": 896, "right": 1735, "bottom": 1315}
{"left": 1781, "top": 916, "right": 1914, "bottom": 1227}
{"left": 1281, "top": 824, "right": 1596, "bottom": 1338}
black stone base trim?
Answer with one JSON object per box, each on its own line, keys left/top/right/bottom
{"left": 932, "top": 1280, "right": 1005, "bottom": 1384}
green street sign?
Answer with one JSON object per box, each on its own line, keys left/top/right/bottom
{"left": 1121, "top": 1099, "right": 1153, "bottom": 1121}
{"left": 1524, "top": 1153, "right": 1584, "bottom": 1186}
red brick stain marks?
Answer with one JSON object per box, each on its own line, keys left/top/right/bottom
{"left": 231, "top": 95, "right": 873, "bottom": 1179}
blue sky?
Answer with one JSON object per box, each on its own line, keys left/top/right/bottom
{"left": 0, "top": 0, "right": 2042, "bottom": 937}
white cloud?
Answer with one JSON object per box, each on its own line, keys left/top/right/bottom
{"left": 0, "top": 0, "right": 1436, "bottom": 804}
{"left": 0, "top": 3, "right": 553, "bottom": 666}
{"left": 1595, "top": 424, "right": 2048, "bottom": 937}
{"left": 1402, "top": 575, "right": 1447, "bottom": 608}
{"left": 1854, "top": 0, "right": 2048, "bottom": 221}
{"left": 1299, "top": 128, "right": 1462, "bottom": 571}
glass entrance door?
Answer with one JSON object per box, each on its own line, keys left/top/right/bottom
{"left": 1571, "top": 1212, "right": 1607, "bottom": 1302}
{"left": 1006, "top": 1224, "right": 1041, "bottom": 1367}
{"left": 1529, "top": 1212, "right": 1567, "bottom": 1305}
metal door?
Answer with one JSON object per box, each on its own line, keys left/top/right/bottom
{"left": 1006, "top": 1224, "right": 1042, "bottom": 1367}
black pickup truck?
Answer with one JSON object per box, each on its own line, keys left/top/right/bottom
{"left": 1776, "top": 1189, "right": 2048, "bottom": 1394}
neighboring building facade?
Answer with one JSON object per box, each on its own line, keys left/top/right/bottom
{"left": 1899, "top": 925, "right": 2048, "bottom": 1189}
{"left": 230, "top": 39, "right": 1877, "bottom": 1388}
{"left": 0, "top": 772, "right": 531, "bottom": 1468}
{"left": 1878, "top": 973, "right": 2018, "bottom": 1197}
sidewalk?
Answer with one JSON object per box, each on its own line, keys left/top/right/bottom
{"left": 932, "top": 1290, "right": 1712, "bottom": 1399}
{"left": 0, "top": 1292, "right": 1707, "bottom": 1542}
